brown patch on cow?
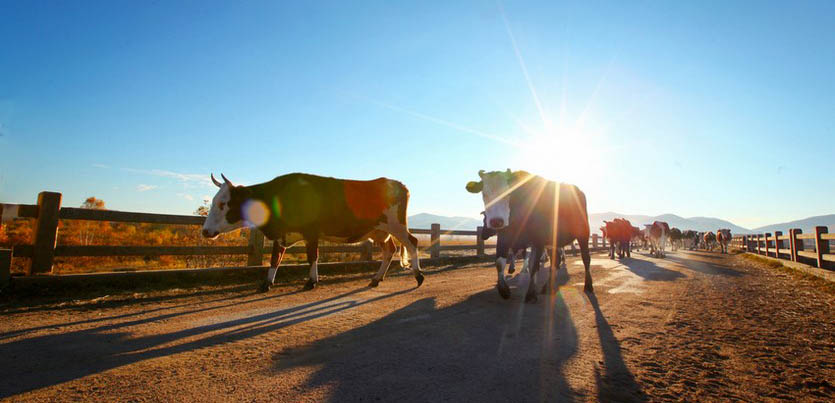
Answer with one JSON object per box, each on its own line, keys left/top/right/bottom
{"left": 342, "top": 179, "right": 389, "bottom": 220}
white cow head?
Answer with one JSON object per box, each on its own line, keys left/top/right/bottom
{"left": 202, "top": 173, "right": 248, "bottom": 238}
{"left": 466, "top": 169, "right": 515, "bottom": 230}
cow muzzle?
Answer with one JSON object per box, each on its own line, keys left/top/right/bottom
{"left": 202, "top": 229, "right": 219, "bottom": 238}
{"left": 489, "top": 217, "right": 505, "bottom": 229}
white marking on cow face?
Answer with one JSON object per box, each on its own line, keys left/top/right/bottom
{"left": 202, "top": 183, "right": 245, "bottom": 238}
{"left": 468, "top": 171, "right": 511, "bottom": 230}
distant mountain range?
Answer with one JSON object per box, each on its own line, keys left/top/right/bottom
{"left": 408, "top": 212, "right": 835, "bottom": 235}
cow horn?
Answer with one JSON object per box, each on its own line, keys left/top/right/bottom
{"left": 478, "top": 169, "right": 485, "bottom": 177}
{"left": 221, "top": 173, "right": 233, "bottom": 186}
{"left": 211, "top": 173, "right": 222, "bottom": 188}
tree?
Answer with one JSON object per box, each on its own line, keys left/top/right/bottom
{"left": 77, "top": 197, "right": 107, "bottom": 245}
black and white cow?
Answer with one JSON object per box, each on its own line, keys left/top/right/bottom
{"left": 466, "top": 169, "right": 593, "bottom": 303}
{"left": 202, "top": 173, "right": 423, "bottom": 291}
{"left": 481, "top": 214, "right": 564, "bottom": 275}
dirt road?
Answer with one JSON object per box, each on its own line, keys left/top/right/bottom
{"left": 1, "top": 251, "right": 833, "bottom": 402}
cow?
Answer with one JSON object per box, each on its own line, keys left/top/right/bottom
{"left": 648, "top": 221, "right": 670, "bottom": 258}
{"left": 682, "top": 230, "right": 699, "bottom": 250}
{"left": 202, "top": 173, "right": 424, "bottom": 291}
{"left": 716, "top": 229, "right": 732, "bottom": 254}
{"left": 466, "top": 169, "right": 592, "bottom": 303}
{"left": 631, "top": 226, "right": 644, "bottom": 251}
{"left": 703, "top": 231, "right": 717, "bottom": 251}
{"left": 481, "top": 215, "right": 563, "bottom": 274}
{"left": 601, "top": 218, "right": 633, "bottom": 259}
{"left": 669, "top": 227, "right": 682, "bottom": 251}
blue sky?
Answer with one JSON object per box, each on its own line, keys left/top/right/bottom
{"left": 1, "top": 1, "right": 833, "bottom": 229}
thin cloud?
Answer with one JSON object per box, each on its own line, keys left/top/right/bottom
{"left": 122, "top": 168, "right": 213, "bottom": 188}
{"left": 177, "top": 193, "right": 195, "bottom": 201}
{"left": 136, "top": 184, "right": 158, "bottom": 192}
{"left": 92, "top": 163, "right": 109, "bottom": 169}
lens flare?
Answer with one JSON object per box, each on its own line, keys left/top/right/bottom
{"left": 242, "top": 199, "right": 270, "bottom": 227}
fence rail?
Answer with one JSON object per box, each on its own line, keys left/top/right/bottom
{"left": 1, "top": 191, "right": 613, "bottom": 280}
{"left": 732, "top": 227, "right": 833, "bottom": 270}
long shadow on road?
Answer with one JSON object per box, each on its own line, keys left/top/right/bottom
{"left": 664, "top": 253, "right": 744, "bottom": 277}
{"left": 273, "top": 287, "right": 586, "bottom": 402}
{"left": 620, "top": 256, "right": 687, "bottom": 282}
{"left": 0, "top": 286, "right": 415, "bottom": 398}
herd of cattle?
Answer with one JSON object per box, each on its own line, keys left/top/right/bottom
{"left": 201, "top": 170, "right": 732, "bottom": 303}
{"left": 600, "top": 219, "right": 733, "bottom": 259}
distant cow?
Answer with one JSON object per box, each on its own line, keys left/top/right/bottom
{"left": 601, "top": 218, "right": 633, "bottom": 259}
{"left": 669, "top": 227, "right": 682, "bottom": 251}
{"left": 202, "top": 173, "right": 424, "bottom": 291}
{"left": 682, "top": 230, "right": 699, "bottom": 250}
{"left": 467, "top": 169, "right": 592, "bottom": 302}
{"left": 703, "top": 231, "right": 717, "bottom": 251}
{"left": 648, "top": 221, "right": 670, "bottom": 258}
{"left": 716, "top": 229, "right": 732, "bottom": 253}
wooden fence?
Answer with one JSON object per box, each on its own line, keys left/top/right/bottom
{"left": 732, "top": 227, "right": 834, "bottom": 270}
{"left": 1, "top": 191, "right": 614, "bottom": 283}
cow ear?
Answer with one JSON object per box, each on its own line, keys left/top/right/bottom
{"left": 466, "top": 181, "right": 483, "bottom": 193}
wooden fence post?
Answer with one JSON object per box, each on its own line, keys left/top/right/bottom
{"left": 246, "top": 228, "right": 265, "bottom": 266}
{"left": 789, "top": 228, "right": 803, "bottom": 262}
{"left": 476, "top": 226, "right": 485, "bottom": 257}
{"left": 30, "top": 191, "right": 62, "bottom": 275}
{"left": 814, "top": 226, "right": 829, "bottom": 269}
{"left": 755, "top": 234, "right": 762, "bottom": 255}
{"left": 774, "top": 231, "right": 783, "bottom": 259}
{"left": 592, "top": 234, "right": 598, "bottom": 250}
{"left": 430, "top": 223, "right": 440, "bottom": 259}
{"left": 0, "top": 249, "right": 10, "bottom": 289}
{"left": 360, "top": 240, "right": 373, "bottom": 261}
{"left": 764, "top": 233, "right": 771, "bottom": 257}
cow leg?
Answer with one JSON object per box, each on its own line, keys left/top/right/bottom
{"left": 369, "top": 236, "right": 396, "bottom": 287}
{"left": 520, "top": 249, "right": 530, "bottom": 274}
{"left": 507, "top": 250, "right": 517, "bottom": 274}
{"left": 260, "top": 241, "right": 286, "bottom": 292}
{"left": 609, "top": 242, "right": 615, "bottom": 259}
{"left": 387, "top": 226, "right": 424, "bottom": 287}
{"left": 525, "top": 244, "right": 543, "bottom": 303}
{"left": 578, "top": 237, "right": 593, "bottom": 293}
{"left": 495, "top": 239, "right": 511, "bottom": 299}
{"left": 303, "top": 236, "right": 319, "bottom": 290}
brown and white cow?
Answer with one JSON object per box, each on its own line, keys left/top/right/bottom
{"left": 466, "top": 169, "right": 592, "bottom": 302}
{"left": 716, "top": 229, "right": 732, "bottom": 253}
{"left": 703, "top": 231, "right": 717, "bottom": 251}
{"left": 202, "top": 173, "right": 423, "bottom": 291}
{"left": 648, "top": 221, "right": 670, "bottom": 258}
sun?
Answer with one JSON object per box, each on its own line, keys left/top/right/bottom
{"left": 512, "top": 125, "right": 607, "bottom": 190}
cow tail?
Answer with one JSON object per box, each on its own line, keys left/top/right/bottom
{"left": 393, "top": 180, "right": 414, "bottom": 269}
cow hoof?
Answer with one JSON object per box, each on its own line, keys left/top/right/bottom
{"left": 525, "top": 292, "right": 538, "bottom": 304}
{"left": 258, "top": 281, "right": 271, "bottom": 293}
{"left": 497, "top": 282, "right": 511, "bottom": 299}
{"left": 368, "top": 278, "right": 380, "bottom": 288}
{"left": 303, "top": 280, "right": 317, "bottom": 290}
{"left": 415, "top": 272, "right": 425, "bottom": 287}
{"left": 507, "top": 267, "right": 516, "bottom": 274}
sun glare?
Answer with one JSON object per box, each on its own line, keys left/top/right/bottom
{"left": 512, "top": 125, "right": 607, "bottom": 190}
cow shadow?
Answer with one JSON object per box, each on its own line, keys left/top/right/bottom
{"left": 589, "top": 294, "right": 647, "bottom": 402}
{"left": 0, "top": 286, "right": 417, "bottom": 398}
{"left": 664, "top": 254, "right": 744, "bottom": 277}
{"left": 620, "top": 258, "right": 686, "bottom": 282}
{"left": 272, "top": 289, "right": 584, "bottom": 402}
